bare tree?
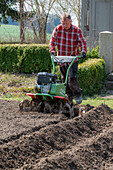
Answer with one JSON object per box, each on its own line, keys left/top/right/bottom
{"left": 24, "top": 0, "right": 56, "bottom": 43}
{"left": 0, "top": 0, "right": 82, "bottom": 43}
{"left": 20, "top": 0, "right": 25, "bottom": 43}
{"left": 19, "top": 0, "right": 81, "bottom": 43}
{"left": 68, "top": 0, "right": 81, "bottom": 27}
{"left": 54, "top": 0, "right": 81, "bottom": 27}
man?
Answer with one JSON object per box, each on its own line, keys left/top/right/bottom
{"left": 49, "top": 13, "right": 87, "bottom": 104}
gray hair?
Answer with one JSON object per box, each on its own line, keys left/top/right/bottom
{"left": 60, "top": 13, "right": 71, "bottom": 21}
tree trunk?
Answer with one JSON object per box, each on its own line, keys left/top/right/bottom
{"left": 20, "top": 0, "right": 25, "bottom": 43}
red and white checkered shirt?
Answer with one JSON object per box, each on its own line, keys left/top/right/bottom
{"left": 49, "top": 24, "right": 87, "bottom": 59}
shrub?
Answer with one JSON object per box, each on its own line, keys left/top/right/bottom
{"left": 78, "top": 45, "right": 99, "bottom": 64}
{"left": 78, "top": 58, "right": 106, "bottom": 96}
{"left": 0, "top": 44, "right": 51, "bottom": 73}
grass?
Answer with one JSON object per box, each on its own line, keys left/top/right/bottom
{"left": 0, "top": 24, "right": 51, "bottom": 43}
{"left": 0, "top": 73, "right": 113, "bottom": 109}
{"left": 82, "top": 97, "right": 113, "bottom": 109}
{"left": 0, "top": 25, "right": 20, "bottom": 42}
{"left": 0, "top": 73, "right": 36, "bottom": 101}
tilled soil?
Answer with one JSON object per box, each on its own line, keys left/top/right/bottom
{"left": 0, "top": 99, "right": 113, "bottom": 170}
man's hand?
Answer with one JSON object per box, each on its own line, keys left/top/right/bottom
{"left": 51, "top": 52, "right": 55, "bottom": 56}
{"left": 81, "top": 52, "right": 86, "bottom": 59}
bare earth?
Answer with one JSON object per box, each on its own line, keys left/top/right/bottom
{"left": 0, "top": 99, "right": 113, "bottom": 170}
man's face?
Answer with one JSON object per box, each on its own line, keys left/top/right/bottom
{"left": 61, "top": 18, "right": 72, "bottom": 31}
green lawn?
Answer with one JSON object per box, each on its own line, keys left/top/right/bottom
{"left": 0, "top": 25, "right": 20, "bottom": 42}
{"left": 0, "top": 24, "right": 51, "bottom": 43}
{"left": 82, "top": 97, "right": 113, "bottom": 109}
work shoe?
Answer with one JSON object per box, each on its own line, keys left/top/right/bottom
{"left": 75, "top": 96, "right": 82, "bottom": 104}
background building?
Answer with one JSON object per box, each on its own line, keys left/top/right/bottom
{"left": 81, "top": 0, "right": 113, "bottom": 49}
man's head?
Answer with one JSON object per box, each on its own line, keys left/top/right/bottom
{"left": 60, "top": 13, "right": 72, "bottom": 31}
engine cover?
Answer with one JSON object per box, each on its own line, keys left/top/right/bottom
{"left": 50, "top": 84, "right": 66, "bottom": 97}
{"left": 35, "top": 84, "right": 51, "bottom": 93}
{"left": 37, "top": 72, "right": 58, "bottom": 84}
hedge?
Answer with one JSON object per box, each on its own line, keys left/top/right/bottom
{"left": 0, "top": 44, "right": 51, "bottom": 73}
{"left": 0, "top": 44, "right": 100, "bottom": 73}
{"left": 78, "top": 58, "right": 106, "bottom": 95}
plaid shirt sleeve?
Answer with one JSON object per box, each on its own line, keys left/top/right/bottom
{"left": 76, "top": 28, "right": 87, "bottom": 55}
{"left": 49, "top": 27, "right": 57, "bottom": 54}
